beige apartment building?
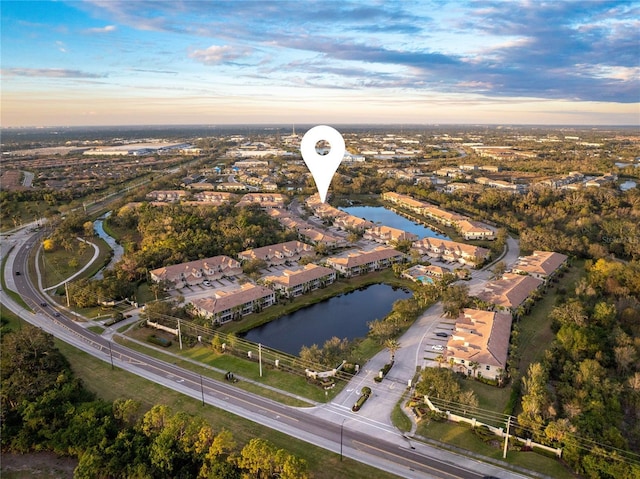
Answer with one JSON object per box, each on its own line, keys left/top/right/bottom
{"left": 445, "top": 308, "right": 513, "bottom": 382}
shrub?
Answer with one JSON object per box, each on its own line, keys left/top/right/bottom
{"left": 352, "top": 386, "right": 372, "bottom": 412}
{"left": 472, "top": 425, "right": 495, "bottom": 442}
{"left": 374, "top": 362, "right": 394, "bottom": 382}
{"left": 147, "top": 334, "right": 172, "bottom": 347}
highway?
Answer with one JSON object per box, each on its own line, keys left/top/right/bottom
{"left": 2, "top": 225, "right": 532, "bottom": 479}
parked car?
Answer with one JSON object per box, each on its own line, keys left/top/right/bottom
{"left": 431, "top": 345, "right": 444, "bottom": 351}
{"left": 203, "top": 280, "right": 211, "bottom": 286}
{"left": 435, "top": 332, "right": 448, "bottom": 338}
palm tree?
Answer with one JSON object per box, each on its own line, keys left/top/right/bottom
{"left": 469, "top": 361, "right": 480, "bottom": 378}
{"left": 435, "top": 354, "right": 445, "bottom": 368}
{"left": 384, "top": 338, "right": 400, "bottom": 362}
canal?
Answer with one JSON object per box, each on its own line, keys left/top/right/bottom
{"left": 242, "top": 283, "right": 411, "bottom": 355}
{"left": 93, "top": 211, "right": 124, "bottom": 279}
{"left": 340, "top": 205, "right": 449, "bottom": 239}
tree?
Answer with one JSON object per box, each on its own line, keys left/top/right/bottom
{"left": 367, "top": 319, "right": 395, "bottom": 344}
{"left": 517, "top": 362, "right": 554, "bottom": 440}
{"left": 442, "top": 284, "right": 470, "bottom": 318}
{"left": 237, "top": 438, "right": 278, "bottom": 478}
{"left": 492, "top": 260, "right": 507, "bottom": 279}
{"left": 384, "top": 338, "right": 400, "bottom": 362}
{"left": 83, "top": 221, "right": 95, "bottom": 237}
{"left": 42, "top": 237, "right": 56, "bottom": 251}
{"left": 415, "top": 367, "right": 477, "bottom": 407}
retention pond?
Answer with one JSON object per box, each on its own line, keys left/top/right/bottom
{"left": 242, "top": 283, "right": 411, "bottom": 355}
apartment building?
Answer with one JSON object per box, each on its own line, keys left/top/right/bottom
{"left": 190, "top": 283, "right": 275, "bottom": 325}
{"left": 261, "top": 264, "right": 336, "bottom": 298}
{"left": 325, "top": 246, "right": 404, "bottom": 277}
{"left": 446, "top": 309, "right": 513, "bottom": 381}
{"left": 238, "top": 241, "right": 314, "bottom": 266}
{"left": 510, "top": 251, "right": 568, "bottom": 281}
{"left": 476, "top": 273, "right": 544, "bottom": 313}
{"left": 145, "top": 190, "right": 188, "bottom": 202}
{"left": 149, "top": 255, "right": 242, "bottom": 289}
{"left": 363, "top": 225, "right": 419, "bottom": 245}
{"left": 412, "top": 238, "right": 491, "bottom": 267}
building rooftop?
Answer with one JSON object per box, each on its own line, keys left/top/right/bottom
{"left": 447, "top": 308, "right": 513, "bottom": 369}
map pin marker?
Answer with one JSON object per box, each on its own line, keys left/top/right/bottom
{"left": 300, "top": 125, "right": 345, "bottom": 203}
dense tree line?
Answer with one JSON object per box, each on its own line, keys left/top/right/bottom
{"left": 397, "top": 183, "right": 640, "bottom": 260}
{"left": 1, "top": 325, "right": 310, "bottom": 478}
{"left": 517, "top": 259, "right": 640, "bottom": 478}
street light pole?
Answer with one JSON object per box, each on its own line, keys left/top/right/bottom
{"left": 200, "top": 375, "right": 205, "bottom": 406}
{"left": 108, "top": 341, "right": 114, "bottom": 370}
{"left": 340, "top": 419, "right": 345, "bottom": 461}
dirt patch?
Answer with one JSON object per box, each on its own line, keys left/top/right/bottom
{"left": 1, "top": 451, "right": 77, "bottom": 478}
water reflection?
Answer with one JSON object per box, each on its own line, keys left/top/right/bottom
{"left": 340, "top": 205, "right": 449, "bottom": 239}
{"left": 242, "top": 283, "right": 411, "bottom": 355}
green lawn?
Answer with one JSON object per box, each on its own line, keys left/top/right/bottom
{"left": 114, "top": 333, "right": 327, "bottom": 406}
{"left": 416, "top": 420, "right": 573, "bottom": 479}
{"left": 463, "top": 377, "right": 512, "bottom": 414}
{"left": 39, "top": 238, "right": 106, "bottom": 290}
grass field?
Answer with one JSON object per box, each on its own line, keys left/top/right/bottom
{"left": 517, "top": 260, "right": 585, "bottom": 372}
{"left": 416, "top": 420, "right": 573, "bottom": 479}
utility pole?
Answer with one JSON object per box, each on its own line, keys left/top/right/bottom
{"left": 108, "top": 341, "right": 114, "bottom": 370}
{"left": 503, "top": 415, "right": 511, "bottom": 459}
{"left": 178, "top": 319, "right": 183, "bottom": 350}
{"left": 259, "top": 343, "right": 262, "bottom": 377}
{"left": 65, "top": 281, "right": 70, "bottom": 307}
{"left": 340, "top": 419, "right": 345, "bottom": 461}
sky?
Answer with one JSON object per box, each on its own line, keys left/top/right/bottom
{"left": 1, "top": 0, "right": 639, "bottom": 127}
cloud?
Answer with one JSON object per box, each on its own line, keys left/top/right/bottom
{"left": 84, "top": 25, "right": 117, "bottom": 34}
{"left": 189, "top": 45, "right": 252, "bottom": 65}
{"left": 2, "top": 68, "right": 106, "bottom": 79}
{"left": 77, "top": 0, "right": 640, "bottom": 103}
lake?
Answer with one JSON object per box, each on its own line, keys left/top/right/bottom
{"left": 242, "top": 283, "right": 411, "bottom": 355}
{"left": 340, "top": 205, "right": 449, "bottom": 239}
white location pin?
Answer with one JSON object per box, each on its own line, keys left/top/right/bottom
{"left": 300, "top": 125, "right": 345, "bottom": 203}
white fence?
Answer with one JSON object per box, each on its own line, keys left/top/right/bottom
{"left": 424, "top": 396, "right": 562, "bottom": 458}
{"left": 146, "top": 320, "right": 179, "bottom": 336}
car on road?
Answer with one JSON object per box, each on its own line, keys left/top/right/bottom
{"left": 431, "top": 345, "right": 444, "bottom": 351}
{"left": 40, "top": 302, "right": 47, "bottom": 307}
{"left": 15, "top": 271, "right": 20, "bottom": 275}
{"left": 203, "top": 280, "right": 211, "bottom": 286}
{"left": 53, "top": 312, "right": 61, "bottom": 317}
{"left": 435, "top": 332, "right": 448, "bottom": 338}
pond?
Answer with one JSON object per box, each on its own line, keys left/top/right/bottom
{"left": 340, "top": 205, "right": 449, "bottom": 240}
{"left": 241, "top": 283, "right": 411, "bottom": 355}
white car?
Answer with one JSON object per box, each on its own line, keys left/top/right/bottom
{"left": 203, "top": 280, "right": 211, "bottom": 286}
{"left": 431, "top": 345, "right": 444, "bottom": 351}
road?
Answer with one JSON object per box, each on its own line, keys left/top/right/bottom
{"left": 1, "top": 226, "right": 532, "bottom": 479}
